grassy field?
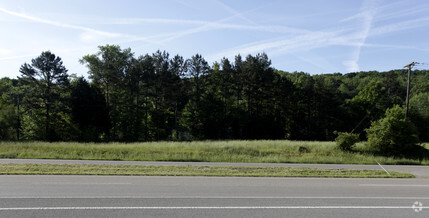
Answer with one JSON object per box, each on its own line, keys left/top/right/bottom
{"left": 0, "top": 163, "right": 413, "bottom": 178}
{"left": 0, "top": 141, "right": 428, "bottom": 165}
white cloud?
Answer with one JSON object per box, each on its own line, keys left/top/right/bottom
{"left": 0, "top": 53, "right": 39, "bottom": 61}
{"left": 156, "top": 19, "right": 310, "bottom": 43}
{"left": 79, "top": 31, "right": 105, "bottom": 43}
{"left": 206, "top": 29, "right": 343, "bottom": 62}
{"left": 370, "top": 16, "right": 429, "bottom": 36}
{"left": 343, "top": 60, "right": 360, "bottom": 72}
{"left": 109, "top": 18, "right": 207, "bottom": 25}
{"left": 210, "top": 0, "right": 257, "bottom": 25}
{"left": 294, "top": 54, "right": 336, "bottom": 73}
{"left": 0, "top": 7, "right": 127, "bottom": 42}
{"left": 0, "top": 48, "right": 10, "bottom": 55}
{"left": 116, "top": 17, "right": 311, "bottom": 34}
{"left": 340, "top": 0, "right": 377, "bottom": 73}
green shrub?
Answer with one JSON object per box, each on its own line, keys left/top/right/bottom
{"left": 409, "top": 92, "right": 429, "bottom": 141}
{"left": 365, "top": 105, "right": 420, "bottom": 155}
{"left": 334, "top": 132, "right": 360, "bottom": 151}
{"left": 298, "top": 146, "right": 311, "bottom": 153}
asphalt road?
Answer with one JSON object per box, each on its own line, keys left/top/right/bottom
{"left": 0, "top": 175, "right": 428, "bottom": 217}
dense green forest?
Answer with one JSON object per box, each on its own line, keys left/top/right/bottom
{"left": 0, "top": 45, "right": 428, "bottom": 142}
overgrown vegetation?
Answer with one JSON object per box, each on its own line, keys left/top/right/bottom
{"left": 335, "top": 131, "right": 360, "bottom": 151}
{"left": 366, "top": 105, "right": 420, "bottom": 156}
{"left": 0, "top": 46, "right": 428, "bottom": 143}
{"left": 0, "top": 163, "right": 413, "bottom": 178}
{"left": 0, "top": 141, "right": 428, "bottom": 165}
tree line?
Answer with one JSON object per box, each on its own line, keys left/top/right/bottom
{"left": 0, "top": 45, "right": 428, "bottom": 142}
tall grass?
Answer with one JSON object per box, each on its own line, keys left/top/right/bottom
{"left": 0, "top": 141, "right": 428, "bottom": 165}
{"left": 0, "top": 163, "right": 413, "bottom": 178}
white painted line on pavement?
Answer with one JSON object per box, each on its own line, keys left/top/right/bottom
{"left": 1, "top": 196, "right": 429, "bottom": 199}
{"left": 0, "top": 206, "right": 428, "bottom": 211}
{"left": 375, "top": 159, "right": 391, "bottom": 176}
{"left": 360, "top": 184, "right": 429, "bottom": 187}
{"left": 32, "top": 182, "right": 132, "bottom": 185}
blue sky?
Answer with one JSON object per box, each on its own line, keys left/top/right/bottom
{"left": 0, "top": 0, "right": 428, "bottom": 78}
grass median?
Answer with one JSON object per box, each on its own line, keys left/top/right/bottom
{"left": 0, "top": 141, "right": 428, "bottom": 165}
{"left": 0, "top": 163, "right": 414, "bottom": 178}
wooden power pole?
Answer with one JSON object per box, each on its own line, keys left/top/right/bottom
{"left": 404, "top": 62, "right": 417, "bottom": 119}
{"left": 17, "top": 96, "right": 20, "bottom": 140}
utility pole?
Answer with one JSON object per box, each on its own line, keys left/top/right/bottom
{"left": 404, "top": 62, "right": 417, "bottom": 120}
{"left": 17, "top": 95, "right": 20, "bottom": 141}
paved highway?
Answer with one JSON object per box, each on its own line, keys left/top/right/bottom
{"left": 0, "top": 175, "right": 428, "bottom": 217}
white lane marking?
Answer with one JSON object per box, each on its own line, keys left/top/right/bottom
{"left": 1, "top": 196, "right": 429, "bottom": 199}
{"left": 32, "top": 183, "right": 132, "bottom": 185}
{"left": 374, "top": 159, "right": 391, "bottom": 176}
{"left": 0, "top": 206, "right": 428, "bottom": 211}
{"left": 360, "top": 184, "right": 429, "bottom": 187}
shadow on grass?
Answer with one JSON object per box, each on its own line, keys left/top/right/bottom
{"left": 399, "top": 145, "right": 429, "bottom": 162}
{"left": 352, "top": 144, "right": 429, "bottom": 164}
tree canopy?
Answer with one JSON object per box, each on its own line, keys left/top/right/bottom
{"left": 0, "top": 45, "right": 427, "bottom": 144}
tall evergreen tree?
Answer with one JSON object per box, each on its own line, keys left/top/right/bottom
{"left": 182, "top": 54, "right": 210, "bottom": 139}
{"left": 19, "top": 51, "right": 70, "bottom": 141}
{"left": 241, "top": 53, "right": 277, "bottom": 139}
{"left": 3, "top": 46, "right": 426, "bottom": 143}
